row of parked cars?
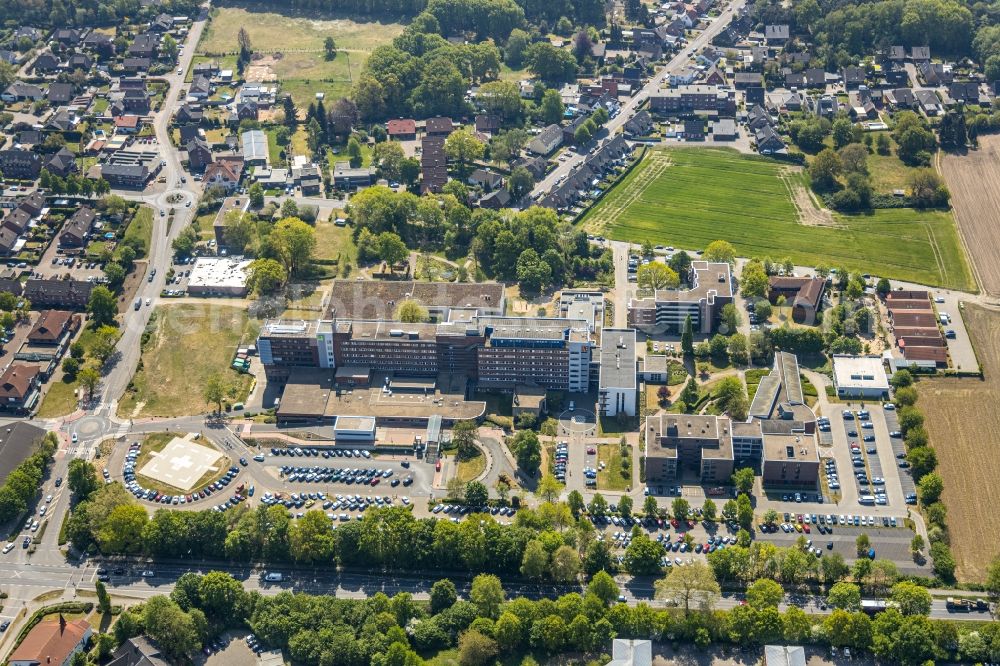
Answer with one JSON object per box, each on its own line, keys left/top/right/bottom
{"left": 123, "top": 441, "right": 242, "bottom": 504}
{"left": 272, "top": 446, "right": 373, "bottom": 459}
{"left": 279, "top": 464, "right": 412, "bottom": 487}
{"left": 431, "top": 504, "right": 517, "bottom": 517}
{"left": 554, "top": 441, "right": 568, "bottom": 481}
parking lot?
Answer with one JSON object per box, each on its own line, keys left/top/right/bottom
{"left": 262, "top": 445, "right": 433, "bottom": 496}
{"left": 35, "top": 241, "right": 106, "bottom": 281}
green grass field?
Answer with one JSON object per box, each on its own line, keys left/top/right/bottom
{"left": 581, "top": 148, "right": 975, "bottom": 291}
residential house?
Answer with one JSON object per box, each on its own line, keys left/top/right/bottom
{"left": 185, "top": 137, "right": 213, "bottom": 171}
{"left": 67, "top": 52, "right": 92, "bottom": 71}
{"left": 745, "top": 85, "right": 765, "bottom": 106}
{"left": 3, "top": 208, "right": 31, "bottom": 236}
{"left": 704, "top": 66, "right": 726, "bottom": 86}
{"left": 188, "top": 75, "right": 211, "bottom": 100}
{"left": 425, "top": 117, "right": 454, "bottom": 136}
{"left": 733, "top": 72, "right": 763, "bottom": 89}
{"left": 24, "top": 278, "right": 94, "bottom": 309}
{"left": 918, "top": 61, "right": 952, "bottom": 86}
{"left": 0, "top": 364, "right": 41, "bottom": 413}
{"left": 128, "top": 32, "right": 159, "bottom": 59}
{"left": 910, "top": 46, "right": 931, "bottom": 63}
{"left": 468, "top": 169, "right": 502, "bottom": 192}
{"left": 175, "top": 104, "right": 204, "bottom": 125}
{"left": 755, "top": 125, "right": 786, "bottom": 154}
{"left": 0, "top": 227, "right": 20, "bottom": 255}
{"left": 695, "top": 47, "right": 724, "bottom": 68}
{"left": 83, "top": 31, "right": 115, "bottom": 59}
{"left": 511, "top": 155, "right": 547, "bottom": 180}
{"left": 669, "top": 66, "right": 699, "bottom": 86}
{"left": 122, "top": 57, "right": 151, "bottom": 73}
{"left": 915, "top": 89, "right": 942, "bottom": 116}
{"left": 764, "top": 24, "right": 789, "bottom": 46}
{"left": 0, "top": 150, "right": 42, "bottom": 180}
{"left": 47, "top": 108, "right": 78, "bottom": 132}
{"left": 28, "top": 310, "right": 78, "bottom": 346}
{"left": 241, "top": 129, "right": 268, "bottom": 167}
{"left": 150, "top": 13, "right": 174, "bottom": 32}
{"left": 32, "top": 51, "right": 60, "bottom": 73}
{"left": 784, "top": 67, "right": 825, "bottom": 89}
{"left": 420, "top": 136, "right": 448, "bottom": 194}
{"left": 203, "top": 157, "right": 243, "bottom": 192}
{"left": 527, "top": 124, "right": 563, "bottom": 155}
{"left": 19, "top": 193, "right": 45, "bottom": 218}
{"left": 711, "top": 118, "right": 737, "bottom": 140}
{"left": 293, "top": 164, "right": 323, "bottom": 195}
{"left": 107, "top": 637, "right": 171, "bottom": 666}
{"left": 46, "top": 82, "right": 74, "bottom": 104}
{"left": 649, "top": 85, "right": 736, "bottom": 116}
{"left": 13, "top": 27, "right": 42, "bottom": 44}
{"left": 479, "top": 188, "right": 511, "bottom": 210}
{"left": 813, "top": 95, "right": 839, "bottom": 118}
{"left": 474, "top": 114, "right": 500, "bottom": 135}
{"left": 848, "top": 90, "right": 878, "bottom": 119}
{"left": 192, "top": 61, "right": 220, "bottom": 78}
{"left": 53, "top": 28, "right": 84, "bottom": 46}
{"left": 886, "top": 46, "right": 906, "bottom": 64}
{"left": 178, "top": 125, "right": 201, "bottom": 144}
{"left": 387, "top": 118, "right": 416, "bottom": 140}
{"left": 2, "top": 82, "right": 44, "bottom": 103}
{"left": 331, "top": 162, "right": 374, "bottom": 191}
{"left": 948, "top": 81, "right": 983, "bottom": 105}
{"left": 228, "top": 101, "right": 258, "bottom": 126}
{"left": 121, "top": 88, "right": 151, "bottom": 115}
{"left": 624, "top": 110, "right": 653, "bottom": 137}
{"left": 681, "top": 119, "right": 705, "bottom": 140}
{"left": 842, "top": 66, "right": 866, "bottom": 88}
{"left": 0, "top": 48, "right": 21, "bottom": 64}
{"left": 8, "top": 617, "right": 92, "bottom": 664}
{"left": 563, "top": 115, "right": 589, "bottom": 144}
{"left": 884, "top": 87, "right": 916, "bottom": 109}
{"left": 113, "top": 114, "right": 141, "bottom": 134}
{"left": 58, "top": 206, "right": 95, "bottom": 247}
{"left": 768, "top": 276, "right": 825, "bottom": 323}
{"left": 44, "top": 147, "right": 77, "bottom": 178}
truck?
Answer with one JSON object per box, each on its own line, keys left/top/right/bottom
{"left": 947, "top": 597, "right": 973, "bottom": 612}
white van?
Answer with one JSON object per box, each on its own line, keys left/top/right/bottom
{"left": 939, "top": 313, "right": 950, "bottom": 324}
{"left": 858, "top": 496, "right": 875, "bottom": 505}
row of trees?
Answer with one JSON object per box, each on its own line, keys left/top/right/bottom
{"left": 112, "top": 565, "right": 1000, "bottom": 666}
{"left": 215, "top": 213, "right": 317, "bottom": 294}
{"left": 0, "top": 432, "right": 57, "bottom": 523}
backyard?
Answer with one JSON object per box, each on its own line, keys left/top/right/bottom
{"left": 118, "top": 304, "right": 260, "bottom": 418}
{"left": 580, "top": 148, "right": 975, "bottom": 291}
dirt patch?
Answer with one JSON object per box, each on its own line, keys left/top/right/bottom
{"left": 782, "top": 170, "right": 838, "bottom": 227}
{"left": 917, "top": 303, "right": 1000, "bottom": 581}
{"left": 939, "top": 136, "right": 1000, "bottom": 296}
{"left": 245, "top": 54, "right": 278, "bottom": 82}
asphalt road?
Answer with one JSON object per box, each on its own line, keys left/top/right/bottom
{"left": 530, "top": 0, "right": 747, "bottom": 200}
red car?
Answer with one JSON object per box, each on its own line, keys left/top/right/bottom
{"left": 803, "top": 524, "right": 811, "bottom": 533}
{"left": 370, "top": 477, "right": 380, "bottom": 486}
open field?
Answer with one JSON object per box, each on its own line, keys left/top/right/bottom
{"left": 939, "top": 135, "right": 1000, "bottom": 296}
{"left": 455, "top": 450, "right": 486, "bottom": 484}
{"left": 597, "top": 442, "right": 631, "bottom": 491}
{"left": 581, "top": 148, "right": 975, "bottom": 291}
{"left": 122, "top": 206, "right": 153, "bottom": 257}
{"left": 118, "top": 304, "right": 260, "bottom": 418}
{"left": 197, "top": 6, "right": 403, "bottom": 107}
{"left": 917, "top": 303, "right": 1000, "bottom": 581}
{"left": 35, "top": 326, "right": 109, "bottom": 418}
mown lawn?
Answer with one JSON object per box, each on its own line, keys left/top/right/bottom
{"left": 580, "top": 147, "right": 975, "bottom": 291}
{"left": 118, "top": 305, "right": 260, "bottom": 418}
{"left": 36, "top": 326, "right": 110, "bottom": 418}
{"left": 122, "top": 206, "right": 153, "bottom": 257}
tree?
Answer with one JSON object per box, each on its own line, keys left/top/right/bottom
{"left": 396, "top": 300, "right": 430, "bottom": 323}
{"left": 809, "top": 148, "right": 842, "bottom": 190}
{"left": 469, "top": 574, "right": 505, "bottom": 618}
{"left": 508, "top": 166, "right": 534, "bottom": 200}
{"left": 536, "top": 475, "right": 563, "bottom": 503}
{"left": 832, "top": 118, "right": 857, "bottom": 149}
{"left": 203, "top": 373, "right": 226, "bottom": 413}
{"left": 890, "top": 581, "right": 932, "bottom": 616}
{"left": 827, "top": 582, "right": 862, "bottom": 611}
{"left": 681, "top": 315, "right": 694, "bottom": 355}
{"left": 731, "top": 467, "right": 755, "bottom": 496}
{"left": 716, "top": 376, "right": 749, "bottom": 421}
{"left": 372, "top": 141, "right": 405, "bottom": 181}
{"left": 445, "top": 129, "right": 485, "bottom": 177}
{"left": 740, "top": 260, "right": 770, "bottom": 299}
{"left": 573, "top": 123, "right": 593, "bottom": 145}
{"left": 465, "top": 481, "right": 488, "bottom": 507}
{"left": 588, "top": 571, "right": 619, "bottom": 604}
{"left": 702, "top": 498, "right": 717, "bottom": 522}
{"left": 754, "top": 300, "right": 773, "bottom": 321}
{"left": 655, "top": 560, "right": 720, "bottom": 614}
{"left": 430, "top": 579, "right": 458, "bottom": 614}
{"left": 143, "top": 596, "right": 201, "bottom": 660}
{"left": 588, "top": 493, "right": 608, "bottom": 517}
{"left": 617, "top": 495, "right": 633, "bottom": 519}
{"left": 67, "top": 459, "right": 98, "bottom": 499}
{"left": 623, "top": 534, "right": 663, "bottom": 575}
{"left": 246, "top": 259, "right": 287, "bottom": 295}
{"left": 525, "top": 42, "right": 577, "bottom": 83}
{"left": 87, "top": 286, "right": 117, "bottom": 327}
{"left": 637, "top": 262, "right": 680, "bottom": 290}
{"left": 512, "top": 430, "right": 541, "bottom": 474}
{"left": 550, "top": 545, "right": 581, "bottom": 583}
{"left": 539, "top": 88, "right": 565, "bottom": 125}
{"left": 96, "top": 579, "right": 112, "bottom": 613}
{"left": 671, "top": 497, "right": 690, "bottom": 521}
{"left": 89, "top": 326, "right": 119, "bottom": 364}
{"left": 78, "top": 366, "right": 101, "bottom": 401}
{"left": 458, "top": 629, "right": 498, "bottom": 666}
{"left": 247, "top": 182, "right": 264, "bottom": 208}
{"left": 907, "top": 169, "right": 950, "bottom": 208}
{"left": 289, "top": 510, "right": 336, "bottom": 563}
{"left": 839, "top": 143, "right": 869, "bottom": 175}
{"left": 704, "top": 240, "right": 736, "bottom": 264}
{"left": 272, "top": 217, "right": 317, "bottom": 275}
{"left": 907, "top": 446, "right": 937, "bottom": 482}
{"left": 856, "top": 533, "right": 871, "bottom": 557}
{"left": 746, "top": 579, "right": 784, "bottom": 609}
{"left": 890, "top": 368, "right": 913, "bottom": 389}
{"left": 917, "top": 472, "right": 944, "bottom": 504}
{"left": 324, "top": 36, "right": 337, "bottom": 60}
{"left": 876, "top": 132, "right": 891, "bottom": 155}
{"left": 736, "top": 494, "right": 753, "bottom": 531}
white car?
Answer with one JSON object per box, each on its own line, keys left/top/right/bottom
{"left": 2, "top": 543, "right": 13, "bottom": 554}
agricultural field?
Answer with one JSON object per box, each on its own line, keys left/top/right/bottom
{"left": 917, "top": 303, "right": 1000, "bottom": 581}
{"left": 940, "top": 135, "right": 1000, "bottom": 296}
{"left": 581, "top": 148, "right": 975, "bottom": 291}
{"left": 118, "top": 304, "right": 260, "bottom": 418}
{"left": 196, "top": 6, "right": 404, "bottom": 109}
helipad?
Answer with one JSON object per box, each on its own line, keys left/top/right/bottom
{"left": 137, "top": 436, "right": 224, "bottom": 491}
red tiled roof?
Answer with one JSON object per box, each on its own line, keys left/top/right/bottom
{"left": 387, "top": 119, "right": 416, "bottom": 135}
{"left": 9, "top": 618, "right": 89, "bottom": 664}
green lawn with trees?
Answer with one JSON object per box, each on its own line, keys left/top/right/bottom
{"left": 581, "top": 148, "right": 974, "bottom": 290}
